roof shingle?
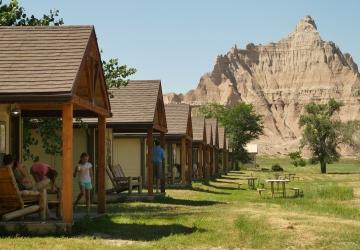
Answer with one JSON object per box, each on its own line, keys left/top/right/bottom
{"left": 0, "top": 26, "right": 92, "bottom": 94}
{"left": 165, "top": 104, "right": 190, "bottom": 136}
{"left": 107, "top": 80, "right": 161, "bottom": 124}
{"left": 218, "top": 127, "right": 226, "bottom": 149}
{"left": 191, "top": 117, "right": 205, "bottom": 142}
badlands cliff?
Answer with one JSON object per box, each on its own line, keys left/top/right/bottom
{"left": 164, "top": 16, "right": 360, "bottom": 156}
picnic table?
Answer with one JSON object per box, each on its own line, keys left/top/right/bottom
{"left": 265, "top": 179, "right": 290, "bottom": 197}
{"left": 284, "top": 173, "right": 296, "bottom": 180}
{"left": 246, "top": 177, "right": 257, "bottom": 190}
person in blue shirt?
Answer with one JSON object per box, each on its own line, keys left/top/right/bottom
{"left": 153, "top": 139, "right": 165, "bottom": 193}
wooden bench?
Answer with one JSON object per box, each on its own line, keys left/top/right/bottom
{"left": 0, "top": 166, "right": 47, "bottom": 221}
{"left": 107, "top": 164, "right": 142, "bottom": 194}
{"left": 257, "top": 188, "right": 266, "bottom": 196}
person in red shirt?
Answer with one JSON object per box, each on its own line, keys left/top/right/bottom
{"left": 30, "top": 162, "right": 58, "bottom": 192}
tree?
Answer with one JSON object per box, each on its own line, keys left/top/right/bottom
{"left": 299, "top": 99, "right": 344, "bottom": 173}
{"left": 199, "top": 103, "right": 263, "bottom": 163}
{"left": 288, "top": 151, "right": 306, "bottom": 167}
{"left": 197, "top": 103, "right": 227, "bottom": 123}
{"left": 0, "top": 0, "right": 63, "bottom": 26}
{"left": 103, "top": 58, "right": 136, "bottom": 88}
{"left": 223, "top": 103, "right": 263, "bottom": 163}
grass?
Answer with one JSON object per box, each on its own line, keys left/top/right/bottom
{"left": 1, "top": 158, "right": 360, "bottom": 249}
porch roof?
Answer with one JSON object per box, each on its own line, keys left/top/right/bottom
{"left": 165, "top": 104, "right": 192, "bottom": 139}
{"left": 0, "top": 26, "right": 111, "bottom": 117}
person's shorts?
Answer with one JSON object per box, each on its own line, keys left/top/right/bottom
{"left": 153, "top": 161, "right": 162, "bottom": 179}
{"left": 80, "top": 181, "right": 93, "bottom": 190}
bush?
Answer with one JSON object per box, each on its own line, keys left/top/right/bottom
{"left": 288, "top": 151, "right": 307, "bottom": 167}
{"left": 298, "top": 159, "right": 307, "bottom": 167}
{"left": 271, "top": 164, "right": 283, "bottom": 172}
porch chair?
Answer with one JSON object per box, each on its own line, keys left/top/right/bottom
{"left": 0, "top": 166, "right": 47, "bottom": 221}
{"left": 106, "top": 164, "right": 142, "bottom": 194}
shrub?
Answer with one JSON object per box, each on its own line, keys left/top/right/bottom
{"left": 298, "top": 159, "right": 307, "bottom": 167}
{"left": 271, "top": 164, "right": 283, "bottom": 172}
{"left": 288, "top": 151, "right": 307, "bottom": 167}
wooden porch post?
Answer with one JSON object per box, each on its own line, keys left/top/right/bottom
{"left": 204, "top": 145, "right": 208, "bottom": 178}
{"left": 62, "top": 102, "right": 73, "bottom": 224}
{"left": 147, "top": 128, "right": 154, "bottom": 195}
{"left": 222, "top": 150, "right": 226, "bottom": 173}
{"left": 180, "top": 137, "right": 186, "bottom": 184}
{"left": 210, "top": 147, "right": 213, "bottom": 177}
{"left": 97, "top": 115, "right": 106, "bottom": 213}
{"left": 160, "top": 132, "right": 166, "bottom": 193}
{"left": 188, "top": 139, "right": 192, "bottom": 183}
{"left": 225, "top": 150, "right": 229, "bottom": 172}
{"left": 198, "top": 144, "right": 203, "bottom": 178}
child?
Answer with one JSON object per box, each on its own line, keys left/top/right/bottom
{"left": 30, "top": 162, "right": 58, "bottom": 192}
{"left": 73, "top": 152, "right": 93, "bottom": 212}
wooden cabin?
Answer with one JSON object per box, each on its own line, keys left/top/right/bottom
{"left": 164, "top": 104, "right": 193, "bottom": 186}
{"left": 96, "top": 80, "right": 167, "bottom": 195}
{"left": 205, "top": 119, "right": 219, "bottom": 176}
{"left": 218, "top": 126, "right": 228, "bottom": 173}
{"left": 0, "top": 26, "right": 111, "bottom": 232}
{"left": 191, "top": 117, "right": 207, "bottom": 179}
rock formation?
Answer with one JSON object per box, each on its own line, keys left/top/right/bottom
{"left": 164, "top": 16, "right": 360, "bottom": 156}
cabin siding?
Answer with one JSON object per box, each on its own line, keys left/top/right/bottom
{"left": 112, "top": 138, "right": 142, "bottom": 178}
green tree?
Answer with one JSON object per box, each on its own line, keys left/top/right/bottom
{"left": 197, "top": 103, "right": 227, "bottom": 123}
{"left": 103, "top": 58, "right": 136, "bottom": 88}
{"left": 223, "top": 103, "right": 263, "bottom": 163}
{"left": 199, "top": 102, "right": 263, "bottom": 163}
{"left": 0, "top": 0, "right": 63, "bottom": 26}
{"left": 299, "top": 99, "right": 344, "bottom": 173}
{"left": 288, "top": 151, "right": 306, "bottom": 167}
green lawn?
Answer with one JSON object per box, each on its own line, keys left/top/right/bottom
{"left": 1, "top": 158, "right": 360, "bottom": 249}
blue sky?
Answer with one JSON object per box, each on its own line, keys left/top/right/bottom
{"left": 14, "top": 0, "right": 360, "bottom": 93}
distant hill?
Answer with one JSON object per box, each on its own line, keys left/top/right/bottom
{"left": 164, "top": 16, "right": 360, "bottom": 156}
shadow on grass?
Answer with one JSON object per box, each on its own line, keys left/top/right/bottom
{"left": 73, "top": 215, "right": 200, "bottom": 241}
{"left": 220, "top": 176, "right": 242, "bottom": 180}
{"left": 327, "top": 172, "right": 360, "bottom": 175}
{"left": 227, "top": 171, "right": 246, "bottom": 175}
{"left": 106, "top": 203, "right": 177, "bottom": 214}
{"left": 203, "top": 182, "right": 239, "bottom": 191}
{"left": 212, "top": 179, "right": 240, "bottom": 184}
{"left": 191, "top": 187, "right": 230, "bottom": 195}
{"left": 151, "top": 196, "right": 225, "bottom": 206}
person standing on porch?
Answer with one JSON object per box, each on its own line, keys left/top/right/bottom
{"left": 153, "top": 139, "right": 165, "bottom": 193}
{"left": 73, "top": 152, "right": 93, "bottom": 212}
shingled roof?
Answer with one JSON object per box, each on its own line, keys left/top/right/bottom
{"left": 192, "top": 117, "right": 206, "bottom": 142}
{"left": 105, "top": 80, "right": 167, "bottom": 132}
{"left": 205, "top": 119, "right": 213, "bottom": 145}
{"left": 0, "top": 26, "right": 92, "bottom": 96}
{"left": 165, "top": 104, "right": 192, "bottom": 137}
{"left": 206, "top": 118, "right": 218, "bottom": 146}
{"left": 218, "top": 127, "right": 226, "bottom": 149}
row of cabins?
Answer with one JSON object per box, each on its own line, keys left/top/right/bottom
{"left": 0, "top": 26, "right": 234, "bottom": 233}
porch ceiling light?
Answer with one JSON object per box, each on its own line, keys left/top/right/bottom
{"left": 10, "top": 108, "right": 21, "bottom": 117}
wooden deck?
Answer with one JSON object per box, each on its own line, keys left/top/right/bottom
{"left": 0, "top": 208, "right": 105, "bottom": 235}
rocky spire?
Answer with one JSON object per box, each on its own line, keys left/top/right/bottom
{"left": 295, "top": 15, "right": 317, "bottom": 32}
